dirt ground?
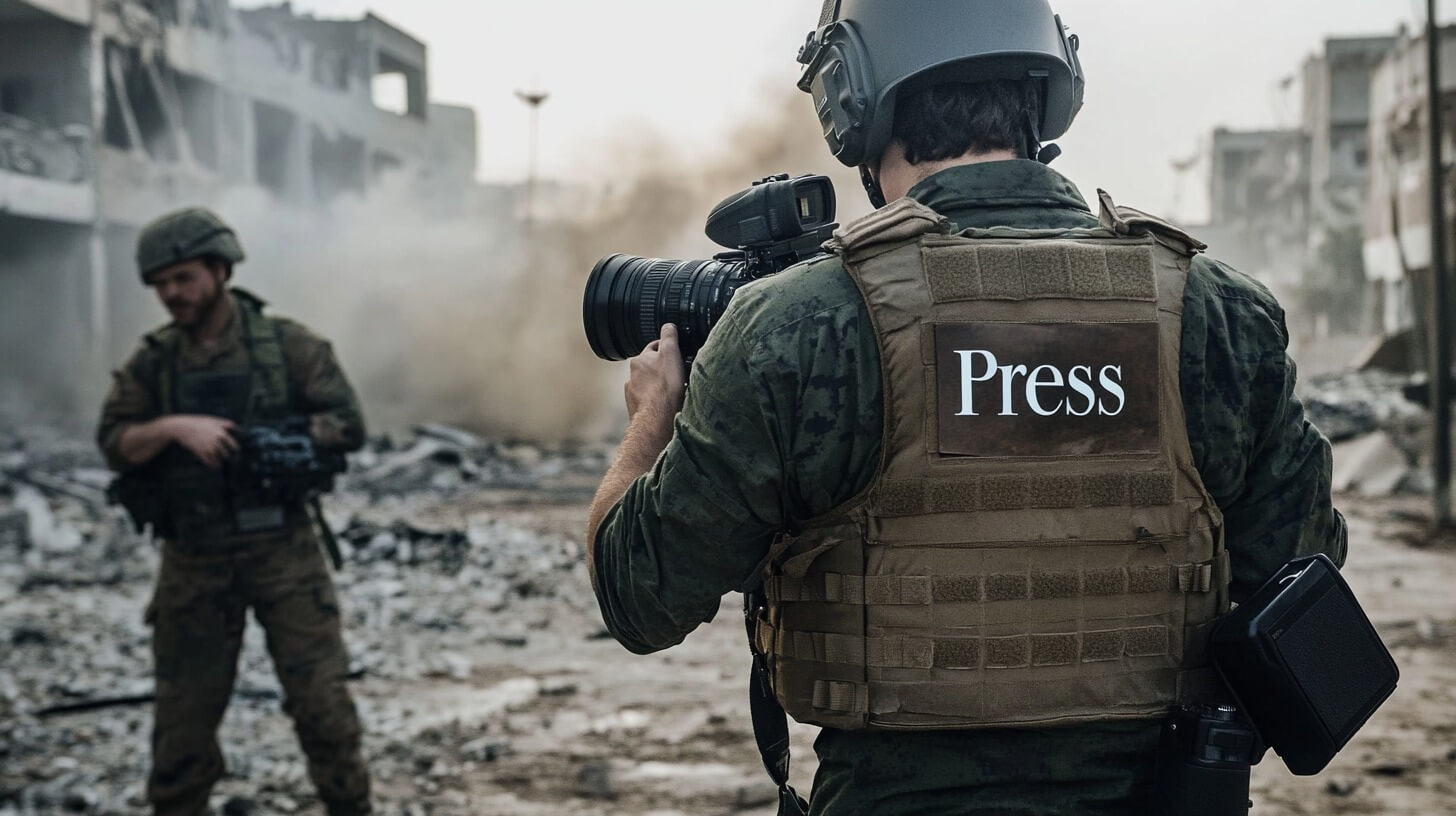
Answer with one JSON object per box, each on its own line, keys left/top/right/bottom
{"left": 5, "top": 475, "right": 1455, "bottom": 815}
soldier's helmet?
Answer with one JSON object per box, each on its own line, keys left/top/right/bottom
{"left": 135, "top": 207, "right": 246, "bottom": 282}
{"left": 796, "top": 0, "right": 1085, "bottom": 168}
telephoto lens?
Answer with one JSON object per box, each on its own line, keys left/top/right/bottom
{"left": 582, "top": 173, "right": 838, "bottom": 363}
{"left": 582, "top": 255, "right": 750, "bottom": 362}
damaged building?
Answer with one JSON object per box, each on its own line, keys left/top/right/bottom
{"left": 0, "top": 0, "right": 479, "bottom": 415}
{"left": 1196, "top": 35, "right": 1396, "bottom": 340}
{"left": 1364, "top": 24, "right": 1456, "bottom": 361}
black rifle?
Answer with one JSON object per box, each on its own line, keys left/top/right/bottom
{"left": 108, "top": 416, "right": 346, "bottom": 566}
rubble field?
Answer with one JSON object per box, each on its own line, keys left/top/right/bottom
{"left": 3, "top": 409, "right": 1455, "bottom": 815}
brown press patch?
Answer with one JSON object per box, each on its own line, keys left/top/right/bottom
{"left": 1106, "top": 246, "right": 1158, "bottom": 300}
{"left": 1019, "top": 246, "right": 1070, "bottom": 296}
{"left": 1128, "top": 565, "right": 1170, "bottom": 594}
{"left": 1028, "top": 475, "right": 1079, "bottom": 508}
{"left": 977, "top": 246, "right": 1025, "bottom": 299}
{"left": 933, "top": 639, "right": 982, "bottom": 669}
{"left": 932, "top": 575, "right": 983, "bottom": 603}
{"left": 1067, "top": 244, "right": 1112, "bottom": 296}
{"left": 985, "top": 636, "right": 1031, "bottom": 668}
{"left": 1031, "top": 571, "right": 1079, "bottom": 599}
{"left": 1129, "top": 472, "right": 1175, "bottom": 507}
{"left": 985, "top": 573, "right": 1029, "bottom": 601}
{"left": 1124, "top": 626, "right": 1170, "bottom": 657}
{"left": 1083, "top": 568, "right": 1127, "bottom": 596}
{"left": 1082, "top": 630, "right": 1126, "bottom": 662}
{"left": 1032, "top": 634, "right": 1079, "bottom": 666}
{"left": 924, "top": 247, "right": 983, "bottom": 302}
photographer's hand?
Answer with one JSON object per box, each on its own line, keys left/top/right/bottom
{"left": 625, "top": 323, "right": 687, "bottom": 427}
{"left": 586, "top": 324, "right": 686, "bottom": 585}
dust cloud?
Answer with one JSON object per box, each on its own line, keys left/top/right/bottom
{"left": 4, "top": 87, "right": 862, "bottom": 443}
{"left": 222, "top": 87, "right": 861, "bottom": 442}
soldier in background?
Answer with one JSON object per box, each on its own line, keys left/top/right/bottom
{"left": 97, "top": 208, "right": 372, "bottom": 816}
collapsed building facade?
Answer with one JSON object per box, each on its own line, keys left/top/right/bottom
{"left": 0, "top": 0, "right": 479, "bottom": 414}
{"left": 1364, "top": 25, "right": 1456, "bottom": 359}
{"left": 1196, "top": 36, "right": 1396, "bottom": 339}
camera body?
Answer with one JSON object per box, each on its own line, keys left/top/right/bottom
{"left": 584, "top": 174, "right": 838, "bottom": 362}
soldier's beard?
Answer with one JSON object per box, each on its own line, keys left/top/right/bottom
{"left": 167, "top": 280, "right": 227, "bottom": 330}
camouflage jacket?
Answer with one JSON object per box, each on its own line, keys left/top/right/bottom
{"left": 97, "top": 288, "right": 366, "bottom": 473}
{"left": 592, "top": 161, "right": 1346, "bottom": 812}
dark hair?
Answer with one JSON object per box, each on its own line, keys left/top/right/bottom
{"left": 892, "top": 80, "right": 1040, "bottom": 164}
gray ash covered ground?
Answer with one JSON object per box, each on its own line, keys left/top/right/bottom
{"left": 4, "top": 401, "right": 1456, "bottom": 815}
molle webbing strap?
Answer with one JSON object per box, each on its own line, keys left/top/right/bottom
{"left": 772, "top": 625, "right": 1176, "bottom": 672}
{"left": 923, "top": 242, "right": 1158, "bottom": 303}
{"left": 240, "top": 302, "right": 290, "bottom": 416}
{"left": 764, "top": 559, "right": 1225, "bottom": 605}
{"left": 875, "top": 471, "right": 1176, "bottom": 516}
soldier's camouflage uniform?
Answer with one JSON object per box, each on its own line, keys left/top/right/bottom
{"left": 98, "top": 289, "right": 370, "bottom": 816}
{"left": 593, "top": 161, "right": 1347, "bottom": 814}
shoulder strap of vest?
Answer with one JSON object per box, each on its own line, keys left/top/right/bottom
{"left": 144, "top": 325, "right": 182, "bottom": 415}
{"left": 823, "top": 198, "right": 953, "bottom": 261}
{"left": 235, "top": 290, "right": 291, "bottom": 416}
{"left": 1096, "top": 189, "right": 1207, "bottom": 256}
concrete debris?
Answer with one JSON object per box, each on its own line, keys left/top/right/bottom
{"left": 1331, "top": 432, "right": 1410, "bottom": 497}
{"left": 1301, "top": 369, "right": 1438, "bottom": 495}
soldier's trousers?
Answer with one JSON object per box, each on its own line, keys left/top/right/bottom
{"left": 145, "top": 523, "right": 370, "bottom": 816}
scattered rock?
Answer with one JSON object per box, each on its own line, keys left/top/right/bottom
{"left": 1325, "top": 777, "right": 1362, "bottom": 797}
{"left": 575, "top": 759, "right": 617, "bottom": 800}
{"left": 221, "top": 795, "right": 255, "bottom": 816}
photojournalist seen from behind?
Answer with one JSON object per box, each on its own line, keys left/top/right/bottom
{"left": 585, "top": 2, "right": 1347, "bottom": 814}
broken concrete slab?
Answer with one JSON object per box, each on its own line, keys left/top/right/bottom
{"left": 1332, "top": 431, "right": 1410, "bottom": 497}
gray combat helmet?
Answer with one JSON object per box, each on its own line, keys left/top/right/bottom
{"left": 797, "top": 0, "right": 1085, "bottom": 169}
{"left": 135, "top": 207, "right": 246, "bottom": 282}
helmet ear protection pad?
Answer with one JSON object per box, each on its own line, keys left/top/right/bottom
{"left": 797, "top": 21, "right": 878, "bottom": 169}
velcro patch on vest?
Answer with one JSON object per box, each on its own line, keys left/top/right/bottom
{"left": 877, "top": 471, "right": 1175, "bottom": 515}
{"left": 933, "top": 322, "right": 1160, "bottom": 457}
{"left": 924, "top": 243, "right": 1158, "bottom": 303}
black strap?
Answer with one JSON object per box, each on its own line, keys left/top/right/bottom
{"left": 745, "top": 591, "right": 810, "bottom": 816}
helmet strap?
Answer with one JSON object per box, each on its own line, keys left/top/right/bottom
{"left": 860, "top": 165, "right": 888, "bottom": 209}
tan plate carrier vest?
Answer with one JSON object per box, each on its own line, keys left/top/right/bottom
{"left": 754, "top": 191, "right": 1230, "bottom": 731}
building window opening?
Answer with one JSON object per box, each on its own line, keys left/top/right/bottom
{"left": 373, "top": 51, "right": 425, "bottom": 118}
{"left": 104, "top": 42, "right": 178, "bottom": 162}
{"left": 311, "top": 127, "right": 365, "bottom": 202}
{"left": 177, "top": 73, "right": 221, "bottom": 171}
{"left": 253, "top": 100, "right": 295, "bottom": 197}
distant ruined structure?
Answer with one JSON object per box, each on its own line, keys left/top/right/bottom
{"left": 0, "top": 0, "right": 480, "bottom": 411}
{"left": 1194, "top": 35, "right": 1396, "bottom": 341}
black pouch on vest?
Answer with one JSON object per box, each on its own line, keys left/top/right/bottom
{"left": 1208, "top": 553, "right": 1398, "bottom": 775}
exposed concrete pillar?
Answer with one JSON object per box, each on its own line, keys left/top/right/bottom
{"left": 87, "top": 0, "right": 110, "bottom": 381}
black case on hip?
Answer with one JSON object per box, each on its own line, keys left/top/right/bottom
{"left": 1208, "top": 553, "right": 1398, "bottom": 775}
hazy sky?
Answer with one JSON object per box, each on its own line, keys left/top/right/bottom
{"left": 239, "top": 0, "right": 1437, "bottom": 222}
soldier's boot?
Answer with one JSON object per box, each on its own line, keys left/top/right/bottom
{"left": 147, "top": 548, "right": 247, "bottom": 816}
{"left": 252, "top": 530, "right": 372, "bottom": 815}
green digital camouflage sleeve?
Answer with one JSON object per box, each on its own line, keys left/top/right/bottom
{"left": 276, "top": 319, "right": 367, "bottom": 453}
{"left": 1181, "top": 257, "right": 1347, "bottom": 601}
{"left": 593, "top": 258, "right": 882, "bottom": 654}
{"left": 96, "top": 341, "right": 162, "bottom": 472}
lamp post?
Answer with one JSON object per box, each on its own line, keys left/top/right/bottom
{"left": 1428, "top": 0, "right": 1452, "bottom": 526}
{"left": 514, "top": 88, "right": 549, "bottom": 224}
